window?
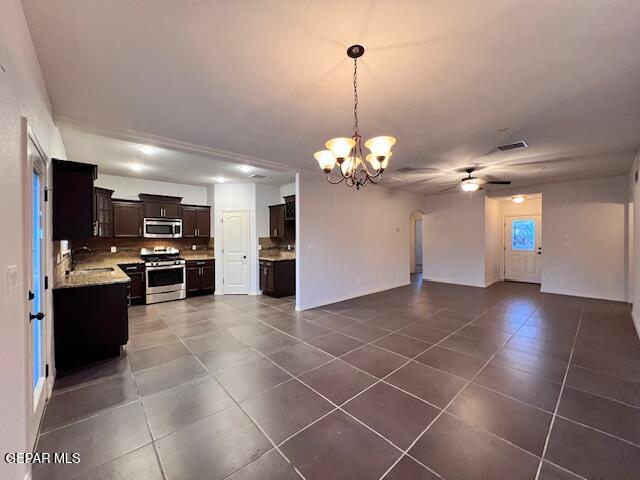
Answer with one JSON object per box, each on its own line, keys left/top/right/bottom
{"left": 512, "top": 220, "right": 535, "bottom": 251}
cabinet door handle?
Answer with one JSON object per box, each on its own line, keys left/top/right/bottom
{"left": 139, "top": 227, "right": 142, "bottom": 236}
{"left": 196, "top": 228, "right": 199, "bottom": 237}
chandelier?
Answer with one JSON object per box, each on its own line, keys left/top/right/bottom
{"left": 314, "top": 45, "right": 396, "bottom": 190}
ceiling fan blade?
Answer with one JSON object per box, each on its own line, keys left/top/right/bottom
{"left": 439, "top": 184, "right": 459, "bottom": 193}
{"left": 485, "top": 180, "right": 511, "bottom": 185}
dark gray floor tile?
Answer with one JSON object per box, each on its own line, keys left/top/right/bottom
{"left": 143, "top": 376, "right": 233, "bottom": 439}
{"left": 386, "top": 361, "right": 466, "bottom": 408}
{"left": 439, "top": 334, "right": 502, "bottom": 360}
{"left": 537, "top": 461, "right": 583, "bottom": 480}
{"left": 249, "top": 330, "right": 300, "bottom": 355}
{"left": 309, "top": 312, "right": 358, "bottom": 329}
{"left": 127, "top": 341, "right": 191, "bottom": 372}
{"left": 474, "top": 363, "right": 561, "bottom": 411}
{"left": 565, "top": 365, "right": 640, "bottom": 407}
{"left": 242, "top": 379, "right": 334, "bottom": 443}
{"left": 340, "top": 322, "right": 390, "bottom": 342}
{"left": 197, "top": 345, "right": 263, "bottom": 373}
{"left": 34, "top": 403, "right": 151, "bottom": 480}
{"left": 182, "top": 329, "right": 247, "bottom": 354}
{"left": 156, "top": 405, "right": 271, "bottom": 480}
{"left": 42, "top": 375, "right": 138, "bottom": 432}
{"left": 448, "top": 383, "right": 552, "bottom": 455}
{"left": 558, "top": 386, "right": 640, "bottom": 444}
{"left": 227, "top": 449, "right": 300, "bottom": 480}
{"left": 471, "top": 311, "right": 528, "bottom": 333}
{"left": 545, "top": 417, "right": 640, "bottom": 480}
{"left": 279, "top": 320, "right": 331, "bottom": 341}
{"left": 171, "top": 319, "right": 220, "bottom": 338}
{"left": 269, "top": 343, "right": 333, "bottom": 376}
{"left": 506, "top": 334, "right": 573, "bottom": 362}
{"left": 571, "top": 348, "right": 640, "bottom": 383}
{"left": 384, "top": 456, "right": 440, "bottom": 480}
{"left": 456, "top": 325, "right": 512, "bottom": 344}
{"left": 374, "top": 333, "right": 431, "bottom": 358}
{"left": 133, "top": 356, "right": 207, "bottom": 397}
{"left": 281, "top": 410, "right": 399, "bottom": 479}
{"left": 309, "top": 332, "right": 364, "bottom": 357}
{"left": 492, "top": 347, "right": 568, "bottom": 383}
{"left": 416, "top": 346, "right": 485, "bottom": 380}
{"left": 129, "top": 318, "right": 169, "bottom": 336}
{"left": 398, "top": 322, "right": 451, "bottom": 344}
{"left": 215, "top": 357, "right": 291, "bottom": 402}
{"left": 53, "top": 355, "right": 129, "bottom": 392}
{"left": 128, "top": 329, "right": 179, "bottom": 352}
{"left": 299, "top": 359, "right": 377, "bottom": 405}
{"left": 72, "top": 444, "right": 163, "bottom": 480}
{"left": 344, "top": 382, "right": 439, "bottom": 449}
{"left": 367, "top": 313, "right": 417, "bottom": 331}
{"left": 228, "top": 322, "right": 275, "bottom": 342}
{"left": 342, "top": 345, "right": 407, "bottom": 378}
{"left": 417, "top": 313, "right": 468, "bottom": 332}
{"left": 409, "top": 413, "right": 539, "bottom": 480}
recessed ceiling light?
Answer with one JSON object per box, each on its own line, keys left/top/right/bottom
{"left": 138, "top": 145, "right": 157, "bottom": 155}
{"left": 512, "top": 195, "right": 526, "bottom": 204}
{"left": 213, "top": 177, "right": 227, "bottom": 183}
{"left": 129, "top": 163, "right": 144, "bottom": 172}
{"left": 239, "top": 165, "right": 253, "bottom": 173}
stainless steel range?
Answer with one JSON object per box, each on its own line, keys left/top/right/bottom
{"left": 141, "top": 247, "right": 186, "bottom": 304}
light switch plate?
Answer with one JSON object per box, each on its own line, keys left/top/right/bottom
{"left": 6, "top": 265, "right": 17, "bottom": 292}
{"left": 0, "top": 39, "right": 7, "bottom": 73}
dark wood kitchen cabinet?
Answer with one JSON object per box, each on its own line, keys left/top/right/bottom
{"left": 113, "top": 200, "right": 143, "bottom": 238}
{"left": 139, "top": 194, "right": 182, "bottom": 219}
{"left": 93, "top": 187, "right": 114, "bottom": 238}
{"left": 182, "top": 205, "right": 211, "bottom": 239}
{"left": 186, "top": 259, "right": 215, "bottom": 296}
{"left": 118, "top": 263, "right": 145, "bottom": 305}
{"left": 53, "top": 282, "right": 128, "bottom": 371}
{"left": 52, "top": 159, "right": 98, "bottom": 240}
{"left": 260, "top": 259, "right": 295, "bottom": 297}
{"left": 269, "top": 204, "right": 285, "bottom": 239}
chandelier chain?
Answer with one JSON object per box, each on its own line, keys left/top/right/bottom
{"left": 353, "top": 58, "right": 359, "bottom": 135}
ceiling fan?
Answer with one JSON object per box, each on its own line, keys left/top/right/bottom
{"left": 440, "top": 167, "right": 511, "bottom": 193}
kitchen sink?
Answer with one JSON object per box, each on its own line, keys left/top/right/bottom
{"left": 67, "top": 267, "right": 114, "bottom": 275}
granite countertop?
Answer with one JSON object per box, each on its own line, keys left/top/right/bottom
{"left": 53, "top": 253, "right": 141, "bottom": 290}
{"left": 259, "top": 251, "right": 296, "bottom": 262}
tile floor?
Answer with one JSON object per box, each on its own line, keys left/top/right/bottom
{"left": 34, "top": 279, "right": 640, "bottom": 479}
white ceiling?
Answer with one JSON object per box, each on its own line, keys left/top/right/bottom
{"left": 23, "top": 0, "right": 640, "bottom": 194}
{"left": 57, "top": 123, "right": 294, "bottom": 186}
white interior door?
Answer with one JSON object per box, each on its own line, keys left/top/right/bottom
{"left": 222, "top": 210, "right": 249, "bottom": 294}
{"left": 504, "top": 215, "right": 542, "bottom": 283}
{"left": 27, "top": 132, "right": 47, "bottom": 448}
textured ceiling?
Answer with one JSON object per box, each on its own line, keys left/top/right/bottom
{"left": 23, "top": 0, "right": 640, "bottom": 193}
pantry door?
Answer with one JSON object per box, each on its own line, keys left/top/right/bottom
{"left": 222, "top": 210, "right": 249, "bottom": 294}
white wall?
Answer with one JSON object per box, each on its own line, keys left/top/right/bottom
{"left": 629, "top": 150, "right": 640, "bottom": 333}
{"left": 95, "top": 174, "right": 208, "bottom": 205}
{"left": 296, "top": 171, "right": 423, "bottom": 310}
{"left": 255, "top": 184, "right": 281, "bottom": 238}
{"left": 280, "top": 182, "right": 295, "bottom": 199}
{"left": 213, "top": 183, "right": 258, "bottom": 294}
{"left": 422, "top": 192, "right": 487, "bottom": 287}
{"left": 0, "top": 3, "right": 66, "bottom": 479}
{"left": 538, "top": 176, "right": 629, "bottom": 301}
{"left": 484, "top": 197, "right": 502, "bottom": 286}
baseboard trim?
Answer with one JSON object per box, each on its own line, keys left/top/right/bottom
{"left": 485, "top": 279, "right": 501, "bottom": 288}
{"left": 633, "top": 308, "right": 640, "bottom": 340}
{"left": 422, "top": 277, "right": 486, "bottom": 289}
{"left": 297, "top": 281, "right": 410, "bottom": 311}
{"left": 539, "top": 287, "right": 627, "bottom": 303}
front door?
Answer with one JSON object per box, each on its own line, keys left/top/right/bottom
{"left": 504, "top": 215, "right": 542, "bottom": 283}
{"left": 27, "top": 132, "right": 48, "bottom": 448}
{"left": 222, "top": 210, "right": 249, "bottom": 294}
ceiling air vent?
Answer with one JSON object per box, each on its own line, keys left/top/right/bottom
{"left": 497, "top": 141, "right": 528, "bottom": 152}
{"left": 249, "top": 174, "right": 266, "bottom": 179}
{"left": 396, "top": 167, "right": 416, "bottom": 173}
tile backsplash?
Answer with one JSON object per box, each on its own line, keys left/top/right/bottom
{"left": 259, "top": 237, "right": 295, "bottom": 252}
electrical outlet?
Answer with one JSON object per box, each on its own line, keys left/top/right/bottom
{"left": 110, "top": 246, "right": 117, "bottom": 253}
{"left": 192, "top": 244, "right": 197, "bottom": 251}
{"left": 6, "top": 265, "right": 17, "bottom": 292}
{"left": 287, "top": 244, "right": 291, "bottom": 251}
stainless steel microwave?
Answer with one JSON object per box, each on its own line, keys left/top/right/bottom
{"left": 143, "top": 218, "right": 182, "bottom": 238}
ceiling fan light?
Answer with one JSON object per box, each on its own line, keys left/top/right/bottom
{"left": 461, "top": 180, "right": 480, "bottom": 192}
{"left": 366, "top": 152, "right": 391, "bottom": 170}
{"left": 512, "top": 195, "right": 526, "bottom": 204}
{"left": 326, "top": 137, "right": 355, "bottom": 160}
{"left": 314, "top": 150, "right": 336, "bottom": 173}
{"left": 365, "top": 136, "right": 396, "bottom": 157}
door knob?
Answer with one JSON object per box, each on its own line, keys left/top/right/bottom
{"left": 30, "top": 312, "right": 45, "bottom": 321}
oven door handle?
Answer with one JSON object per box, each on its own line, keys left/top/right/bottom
{"left": 147, "top": 264, "right": 185, "bottom": 271}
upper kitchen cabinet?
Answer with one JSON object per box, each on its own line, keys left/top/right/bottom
{"left": 113, "top": 200, "right": 143, "bottom": 237}
{"left": 93, "top": 187, "right": 114, "bottom": 238}
{"left": 52, "top": 159, "right": 98, "bottom": 240}
{"left": 269, "top": 204, "right": 285, "bottom": 239}
{"left": 284, "top": 195, "right": 296, "bottom": 220}
{"left": 139, "top": 194, "right": 182, "bottom": 219}
{"left": 182, "top": 205, "right": 211, "bottom": 238}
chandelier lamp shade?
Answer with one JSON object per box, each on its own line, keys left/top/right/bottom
{"left": 313, "top": 45, "right": 396, "bottom": 189}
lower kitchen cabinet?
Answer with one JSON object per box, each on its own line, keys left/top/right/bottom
{"left": 260, "top": 259, "right": 295, "bottom": 297}
{"left": 53, "top": 282, "right": 129, "bottom": 371}
{"left": 186, "top": 259, "right": 215, "bottom": 296}
{"left": 118, "top": 263, "right": 145, "bottom": 305}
